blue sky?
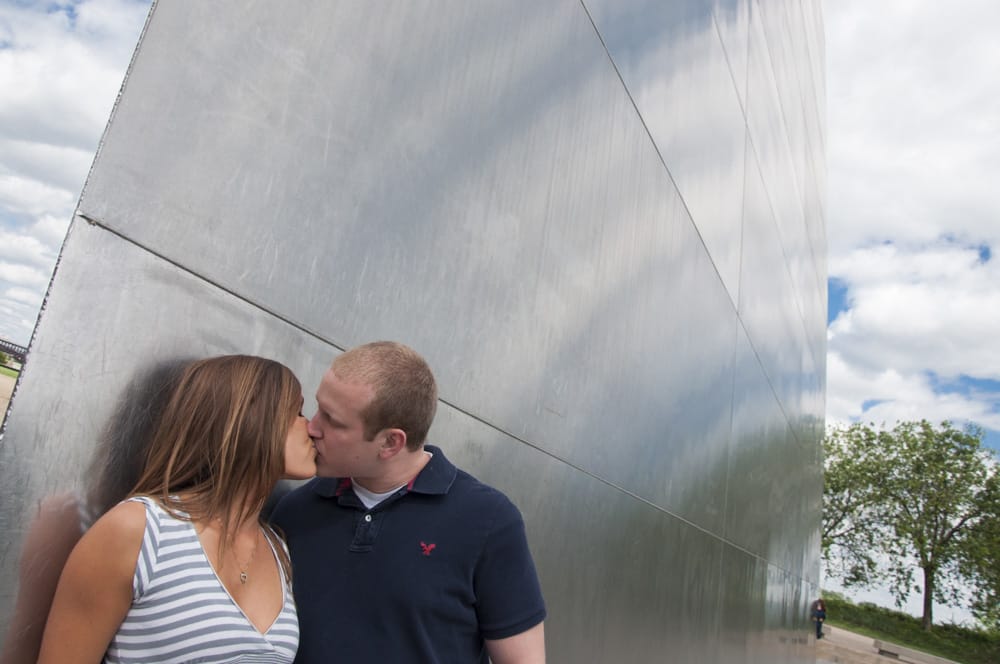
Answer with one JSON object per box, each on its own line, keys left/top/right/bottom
{"left": 1, "top": 0, "right": 998, "bottom": 625}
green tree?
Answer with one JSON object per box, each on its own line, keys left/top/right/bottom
{"left": 962, "top": 497, "right": 1000, "bottom": 631}
{"left": 823, "top": 420, "right": 1000, "bottom": 631}
{"left": 822, "top": 423, "right": 884, "bottom": 585}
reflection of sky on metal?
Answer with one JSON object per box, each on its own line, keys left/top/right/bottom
{"left": 588, "top": 0, "right": 747, "bottom": 302}
{"left": 1, "top": 0, "right": 827, "bottom": 659}
{"left": 80, "top": 0, "right": 754, "bottom": 534}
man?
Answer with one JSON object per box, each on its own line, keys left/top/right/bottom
{"left": 272, "top": 341, "right": 546, "bottom": 663}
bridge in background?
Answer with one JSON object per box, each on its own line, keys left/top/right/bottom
{"left": 0, "top": 338, "right": 27, "bottom": 364}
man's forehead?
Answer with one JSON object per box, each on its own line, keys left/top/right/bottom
{"left": 316, "top": 369, "right": 374, "bottom": 404}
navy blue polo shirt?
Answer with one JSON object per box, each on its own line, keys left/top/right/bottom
{"left": 271, "top": 445, "right": 546, "bottom": 664}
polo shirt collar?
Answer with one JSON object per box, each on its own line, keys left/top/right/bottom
{"left": 310, "top": 444, "right": 456, "bottom": 498}
{"left": 407, "top": 445, "right": 456, "bottom": 495}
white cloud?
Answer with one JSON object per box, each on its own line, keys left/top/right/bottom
{"left": 0, "top": 173, "right": 76, "bottom": 219}
{"left": 0, "top": 301, "right": 40, "bottom": 345}
{"left": 0, "top": 1, "right": 149, "bottom": 150}
{"left": 0, "top": 217, "right": 64, "bottom": 339}
{"left": 0, "top": 136, "right": 96, "bottom": 193}
{"left": 828, "top": 243, "right": 1000, "bottom": 381}
{"left": 30, "top": 213, "right": 73, "bottom": 248}
{"left": 0, "top": 225, "right": 59, "bottom": 268}
{"left": 3, "top": 285, "right": 44, "bottom": 308}
{"left": 826, "top": 0, "right": 1000, "bottom": 446}
{"left": 826, "top": 351, "right": 1000, "bottom": 431}
{"left": 0, "top": 261, "right": 50, "bottom": 290}
{"left": 0, "top": 0, "right": 149, "bottom": 345}
{"left": 826, "top": 0, "right": 1000, "bottom": 255}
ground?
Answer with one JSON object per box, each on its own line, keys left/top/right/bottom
{"left": 1, "top": 373, "right": 16, "bottom": 425}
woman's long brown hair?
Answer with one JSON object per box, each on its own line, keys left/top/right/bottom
{"left": 130, "top": 354, "right": 300, "bottom": 578}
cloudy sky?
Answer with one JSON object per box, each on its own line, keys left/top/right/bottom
{"left": 0, "top": 0, "right": 149, "bottom": 347}
{"left": 1, "top": 0, "right": 997, "bottom": 624}
{"left": 4, "top": 0, "right": 996, "bottom": 447}
{"left": 824, "top": 0, "right": 1000, "bottom": 452}
{"left": 822, "top": 0, "right": 998, "bottom": 624}
{"left": 3, "top": 2, "right": 998, "bottom": 420}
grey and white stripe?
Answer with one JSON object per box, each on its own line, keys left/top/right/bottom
{"left": 104, "top": 497, "right": 298, "bottom": 664}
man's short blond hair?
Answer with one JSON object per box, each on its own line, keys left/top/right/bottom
{"left": 332, "top": 341, "right": 438, "bottom": 451}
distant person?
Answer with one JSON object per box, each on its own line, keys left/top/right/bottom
{"left": 812, "top": 598, "right": 827, "bottom": 639}
{"left": 36, "top": 355, "right": 317, "bottom": 663}
{"left": 272, "top": 341, "right": 547, "bottom": 663}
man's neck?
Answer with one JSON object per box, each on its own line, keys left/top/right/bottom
{"left": 352, "top": 448, "right": 432, "bottom": 493}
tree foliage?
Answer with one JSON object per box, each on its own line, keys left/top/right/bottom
{"left": 961, "top": 492, "right": 1000, "bottom": 632}
{"left": 823, "top": 420, "right": 1000, "bottom": 631}
{"left": 822, "top": 424, "right": 883, "bottom": 585}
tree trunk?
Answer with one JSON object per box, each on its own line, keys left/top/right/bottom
{"left": 922, "top": 566, "right": 934, "bottom": 631}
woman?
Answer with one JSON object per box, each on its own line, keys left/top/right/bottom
{"left": 37, "top": 355, "right": 317, "bottom": 663}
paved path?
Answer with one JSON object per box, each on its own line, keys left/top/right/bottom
{"left": 818, "top": 625, "right": 893, "bottom": 664}
{"left": 818, "top": 625, "right": 960, "bottom": 664}
{"left": 1, "top": 373, "right": 16, "bottom": 424}
{"left": 825, "top": 624, "right": 879, "bottom": 651}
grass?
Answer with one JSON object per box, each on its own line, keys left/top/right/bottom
{"left": 0, "top": 366, "right": 18, "bottom": 378}
{"left": 823, "top": 591, "right": 999, "bottom": 664}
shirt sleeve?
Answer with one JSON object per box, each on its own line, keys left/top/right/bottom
{"left": 474, "top": 496, "right": 547, "bottom": 640}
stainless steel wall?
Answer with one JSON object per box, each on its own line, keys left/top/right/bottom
{"left": 0, "top": 0, "right": 826, "bottom": 661}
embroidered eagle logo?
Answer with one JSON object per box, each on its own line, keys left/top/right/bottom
{"left": 420, "top": 541, "right": 436, "bottom": 556}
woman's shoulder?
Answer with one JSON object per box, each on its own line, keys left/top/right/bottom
{"left": 59, "top": 498, "right": 148, "bottom": 593}
{"left": 88, "top": 499, "right": 150, "bottom": 541}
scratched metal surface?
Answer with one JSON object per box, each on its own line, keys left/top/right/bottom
{"left": 0, "top": 0, "right": 826, "bottom": 659}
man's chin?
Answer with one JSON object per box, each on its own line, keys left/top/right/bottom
{"left": 316, "top": 463, "right": 345, "bottom": 478}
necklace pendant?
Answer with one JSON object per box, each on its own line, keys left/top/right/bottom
{"left": 240, "top": 571, "right": 248, "bottom": 584}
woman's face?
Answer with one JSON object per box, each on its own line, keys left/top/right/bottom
{"left": 283, "top": 398, "right": 317, "bottom": 479}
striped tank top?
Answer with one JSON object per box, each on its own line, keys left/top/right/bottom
{"left": 104, "top": 497, "right": 299, "bottom": 663}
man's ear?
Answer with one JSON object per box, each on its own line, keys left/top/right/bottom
{"left": 377, "top": 428, "right": 407, "bottom": 459}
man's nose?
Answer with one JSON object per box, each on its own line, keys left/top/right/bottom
{"left": 307, "top": 414, "right": 322, "bottom": 438}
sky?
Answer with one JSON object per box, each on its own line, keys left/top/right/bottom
{"left": 0, "top": 0, "right": 149, "bottom": 348}
{"left": 0, "top": 0, "right": 998, "bottom": 620}
{"left": 824, "top": 0, "right": 1000, "bottom": 454}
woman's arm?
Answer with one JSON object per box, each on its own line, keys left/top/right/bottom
{"left": 36, "top": 500, "right": 146, "bottom": 664}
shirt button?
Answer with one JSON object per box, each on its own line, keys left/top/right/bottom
{"left": 364, "top": 514, "right": 372, "bottom": 522}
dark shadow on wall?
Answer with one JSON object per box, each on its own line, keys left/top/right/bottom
{"left": 0, "top": 359, "right": 191, "bottom": 664}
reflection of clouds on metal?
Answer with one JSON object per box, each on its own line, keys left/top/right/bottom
{"left": 0, "top": 0, "right": 826, "bottom": 660}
